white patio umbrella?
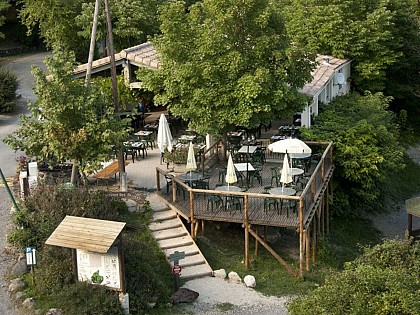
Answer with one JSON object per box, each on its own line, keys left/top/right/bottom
{"left": 225, "top": 153, "right": 237, "bottom": 190}
{"left": 280, "top": 153, "right": 293, "bottom": 191}
{"left": 268, "top": 138, "right": 311, "bottom": 168}
{"left": 186, "top": 142, "right": 197, "bottom": 185}
{"left": 157, "top": 113, "right": 173, "bottom": 153}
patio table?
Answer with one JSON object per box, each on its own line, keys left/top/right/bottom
{"left": 269, "top": 187, "right": 296, "bottom": 196}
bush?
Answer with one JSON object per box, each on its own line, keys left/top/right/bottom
{"left": 0, "top": 68, "right": 18, "bottom": 113}
{"left": 8, "top": 186, "right": 174, "bottom": 314}
{"left": 287, "top": 238, "right": 420, "bottom": 315}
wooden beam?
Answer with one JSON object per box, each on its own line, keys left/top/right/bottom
{"left": 190, "top": 190, "right": 195, "bottom": 238}
{"left": 244, "top": 195, "right": 249, "bottom": 269}
{"left": 248, "top": 228, "right": 297, "bottom": 276}
{"left": 299, "top": 199, "right": 304, "bottom": 278}
{"left": 305, "top": 229, "right": 310, "bottom": 272}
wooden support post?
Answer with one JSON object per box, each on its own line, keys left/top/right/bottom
{"left": 201, "top": 220, "right": 205, "bottom": 233}
{"left": 299, "top": 200, "right": 304, "bottom": 278}
{"left": 317, "top": 205, "right": 321, "bottom": 236}
{"left": 156, "top": 169, "right": 160, "bottom": 191}
{"left": 172, "top": 181, "right": 176, "bottom": 203}
{"left": 326, "top": 184, "right": 330, "bottom": 234}
{"left": 190, "top": 190, "right": 195, "bottom": 239}
{"left": 305, "top": 229, "right": 310, "bottom": 272}
{"left": 408, "top": 214, "right": 413, "bottom": 236}
{"left": 255, "top": 226, "right": 259, "bottom": 257}
{"left": 312, "top": 217, "right": 317, "bottom": 264}
{"left": 244, "top": 195, "right": 249, "bottom": 269}
{"left": 264, "top": 225, "right": 267, "bottom": 241}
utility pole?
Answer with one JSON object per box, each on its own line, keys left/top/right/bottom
{"left": 103, "top": 0, "right": 127, "bottom": 190}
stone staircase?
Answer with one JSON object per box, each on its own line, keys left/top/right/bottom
{"left": 147, "top": 193, "right": 213, "bottom": 280}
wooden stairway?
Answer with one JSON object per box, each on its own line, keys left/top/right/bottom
{"left": 147, "top": 193, "right": 213, "bottom": 280}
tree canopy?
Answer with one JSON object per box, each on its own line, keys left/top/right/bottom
{"left": 138, "top": 0, "right": 315, "bottom": 135}
{"left": 299, "top": 92, "right": 404, "bottom": 213}
{"left": 3, "top": 49, "right": 130, "bottom": 175}
{"left": 0, "top": 0, "right": 10, "bottom": 39}
{"left": 18, "top": 0, "right": 162, "bottom": 61}
{"left": 283, "top": 0, "right": 420, "bottom": 106}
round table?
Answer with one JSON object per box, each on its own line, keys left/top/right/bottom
{"left": 177, "top": 172, "right": 203, "bottom": 183}
{"left": 269, "top": 187, "right": 296, "bottom": 196}
{"left": 215, "top": 185, "right": 241, "bottom": 192}
{"left": 289, "top": 153, "right": 311, "bottom": 159}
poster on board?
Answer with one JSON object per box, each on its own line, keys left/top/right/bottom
{"left": 76, "top": 246, "right": 121, "bottom": 290}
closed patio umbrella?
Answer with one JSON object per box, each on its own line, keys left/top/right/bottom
{"left": 186, "top": 142, "right": 197, "bottom": 185}
{"left": 225, "top": 154, "right": 237, "bottom": 190}
{"left": 157, "top": 113, "right": 173, "bottom": 154}
{"left": 280, "top": 153, "right": 293, "bottom": 191}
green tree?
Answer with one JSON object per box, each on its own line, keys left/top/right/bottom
{"left": 299, "top": 92, "right": 404, "bottom": 214}
{"left": 138, "top": 0, "right": 314, "bottom": 135}
{"left": 3, "top": 49, "right": 130, "bottom": 181}
{"left": 288, "top": 238, "right": 420, "bottom": 315}
{"left": 0, "top": 0, "right": 10, "bottom": 39}
{"left": 18, "top": 0, "right": 161, "bottom": 61}
{"left": 283, "top": 0, "right": 419, "bottom": 98}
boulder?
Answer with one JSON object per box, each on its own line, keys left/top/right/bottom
{"left": 213, "top": 269, "right": 226, "bottom": 279}
{"left": 45, "top": 308, "right": 64, "bottom": 315}
{"left": 123, "top": 199, "right": 137, "bottom": 212}
{"left": 244, "top": 275, "right": 256, "bottom": 288}
{"left": 11, "top": 257, "right": 29, "bottom": 277}
{"left": 15, "top": 291, "right": 25, "bottom": 300}
{"left": 228, "top": 271, "right": 242, "bottom": 284}
{"left": 170, "top": 288, "right": 199, "bottom": 304}
{"left": 22, "top": 297, "right": 36, "bottom": 309}
{"left": 8, "top": 278, "right": 26, "bottom": 293}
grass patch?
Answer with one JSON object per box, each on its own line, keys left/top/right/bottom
{"left": 216, "top": 302, "right": 235, "bottom": 311}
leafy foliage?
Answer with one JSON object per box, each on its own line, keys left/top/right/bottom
{"left": 0, "top": 0, "right": 10, "bottom": 39}
{"left": 283, "top": 0, "right": 420, "bottom": 100}
{"left": 299, "top": 92, "right": 404, "bottom": 214}
{"left": 139, "top": 0, "right": 315, "bottom": 135}
{"left": 18, "top": 0, "right": 161, "bottom": 61}
{"left": 287, "top": 238, "right": 420, "bottom": 315}
{"left": 3, "top": 49, "right": 130, "bottom": 175}
{"left": 0, "top": 68, "right": 18, "bottom": 113}
{"left": 8, "top": 186, "right": 173, "bottom": 314}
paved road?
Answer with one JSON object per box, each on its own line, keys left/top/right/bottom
{"left": 0, "top": 51, "right": 49, "bottom": 315}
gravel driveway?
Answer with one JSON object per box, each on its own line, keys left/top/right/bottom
{"left": 0, "top": 51, "right": 49, "bottom": 315}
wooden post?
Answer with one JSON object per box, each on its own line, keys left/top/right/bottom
{"left": 408, "top": 214, "right": 413, "bottom": 236}
{"left": 244, "top": 195, "right": 249, "bottom": 269}
{"left": 156, "top": 169, "right": 161, "bottom": 191}
{"left": 305, "top": 229, "right": 310, "bottom": 272}
{"left": 326, "top": 183, "right": 330, "bottom": 234}
{"left": 312, "top": 219, "right": 317, "bottom": 264}
{"left": 190, "top": 190, "right": 195, "bottom": 239}
{"left": 299, "top": 199, "right": 304, "bottom": 278}
{"left": 172, "top": 180, "right": 177, "bottom": 203}
{"left": 201, "top": 220, "right": 205, "bottom": 233}
{"left": 255, "top": 226, "right": 259, "bottom": 257}
{"left": 71, "top": 249, "right": 78, "bottom": 280}
{"left": 118, "top": 234, "right": 126, "bottom": 294}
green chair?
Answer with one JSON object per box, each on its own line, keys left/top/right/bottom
{"left": 207, "top": 194, "right": 223, "bottom": 212}
{"left": 225, "top": 196, "right": 242, "bottom": 214}
{"left": 270, "top": 167, "right": 281, "bottom": 187}
{"left": 263, "top": 192, "right": 279, "bottom": 214}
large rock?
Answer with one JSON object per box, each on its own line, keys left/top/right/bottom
{"left": 228, "top": 271, "right": 242, "bottom": 284}
{"left": 9, "top": 278, "right": 26, "bottom": 293}
{"left": 170, "top": 288, "right": 199, "bottom": 304}
{"left": 244, "top": 275, "right": 256, "bottom": 288}
{"left": 213, "top": 269, "right": 226, "bottom": 279}
{"left": 22, "top": 297, "right": 36, "bottom": 309}
{"left": 45, "top": 308, "right": 64, "bottom": 315}
{"left": 11, "top": 257, "right": 29, "bottom": 277}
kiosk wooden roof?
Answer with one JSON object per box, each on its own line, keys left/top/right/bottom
{"left": 45, "top": 215, "right": 126, "bottom": 253}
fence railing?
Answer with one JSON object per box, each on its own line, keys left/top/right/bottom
{"left": 156, "top": 141, "right": 334, "bottom": 236}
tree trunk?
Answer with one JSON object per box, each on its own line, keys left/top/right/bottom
{"left": 70, "top": 162, "right": 78, "bottom": 186}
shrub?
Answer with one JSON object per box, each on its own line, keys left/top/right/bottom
{"left": 0, "top": 68, "right": 18, "bottom": 113}
{"left": 287, "top": 238, "right": 420, "bottom": 315}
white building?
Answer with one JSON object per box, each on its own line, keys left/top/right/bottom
{"left": 72, "top": 43, "right": 351, "bottom": 129}
{"left": 298, "top": 55, "right": 351, "bottom": 128}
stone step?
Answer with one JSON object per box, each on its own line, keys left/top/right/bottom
{"left": 179, "top": 254, "right": 206, "bottom": 268}
{"left": 150, "top": 210, "right": 177, "bottom": 222}
{"left": 149, "top": 218, "right": 182, "bottom": 232}
{"left": 146, "top": 194, "right": 170, "bottom": 212}
{"left": 158, "top": 236, "right": 193, "bottom": 250}
{"left": 163, "top": 244, "right": 199, "bottom": 258}
{"left": 152, "top": 227, "right": 187, "bottom": 241}
{"left": 179, "top": 263, "right": 213, "bottom": 280}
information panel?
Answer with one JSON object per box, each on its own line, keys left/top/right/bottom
{"left": 76, "top": 246, "right": 121, "bottom": 290}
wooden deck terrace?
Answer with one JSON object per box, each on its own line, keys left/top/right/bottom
{"left": 156, "top": 141, "right": 334, "bottom": 276}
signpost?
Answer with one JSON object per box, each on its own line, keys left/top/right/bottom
{"left": 169, "top": 251, "right": 185, "bottom": 291}
{"left": 25, "top": 247, "right": 36, "bottom": 284}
